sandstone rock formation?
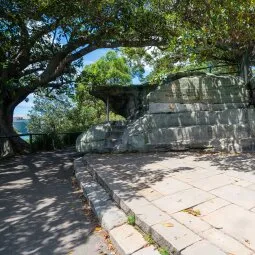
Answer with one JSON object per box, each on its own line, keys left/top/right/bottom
{"left": 76, "top": 121, "right": 126, "bottom": 153}
{"left": 89, "top": 84, "right": 157, "bottom": 119}
{"left": 76, "top": 74, "right": 255, "bottom": 153}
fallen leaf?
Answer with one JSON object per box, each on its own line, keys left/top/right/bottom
{"left": 183, "top": 208, "right": 201, "bottom": 216}
{"left": 163, "top": 222, "right": 174, "bottom": 227}
{"left": 245, "top": 239, "right": 250, "bottom": 244}
{"left": 103, "top": 233, "right": 109, "bottom": 239}
{"left": 94, "top": 226, "right": 102, "bottom": 232}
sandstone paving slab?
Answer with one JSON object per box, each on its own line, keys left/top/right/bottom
{"left": 137, "top": 187, "right": 163, "bottom": 201}
{"left": 157, "top": 159, "right": 194, "bottom": 170}
{"left": 201, "top": 228, "right": 253, "bottom": 255}
{"left": 203, "top": 204, "right": 255, "bottom": 251}
{"left": 134, "top": 204, "right": 172, "bottom": 233}
{"left": 172, "top": 169, "right": 222, "bottom": 183}
{"left": 193, "top": 197, "right": 230, "bottom": 216}
{"left": 150, "top": 177, "right": 192, "bottom": 195}
{"left": 185, "top": 160, "right": 222, "bottom": 170}
{"left": 181, "top": 240, "right": 226, "bottom": 255}
{"left": 235, "top": 179, "right": 253, "bottom": 187}
{"left": 84, "top": 153, "right": 255, "bottom": 255}
{"left": 132, "top": 246, "right": 161, "bottom": 255}
{"left": 151, "top": 218, "right": 201, "bottom": 254}
{"left": 120, "top": 196, "right": 150, "bottom": 214}
{"left": 109, "top": 224, "right": 147, "bottom": 255}
{"left": 247, "top": 183, "right": 255, "bottom": 191}
{"left": 153, "top": 188, "right": 215, "bottom": 215}
{"left": 172, "top": 211, "right": 211, "bottom": 233}
{"left": 140, "top": 163, "right": 166, "bottom": 171}
{"left": 225, "top": 170, "right": 255, "bottom": 184}
{"left": 191, "top": 174, "right": 238, "bottom": 191}
{"left": 211, "top": 184, "right": 255, "bottom": 209}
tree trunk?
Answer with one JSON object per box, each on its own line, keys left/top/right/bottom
{"left": 240, "top": 49, "right": 253, "bottom": 83}
{"left": 0, "top": 92, "right": 30, "bottom": 157}
{"left": 239, "top": 48, "right": 255, "bottom": 106}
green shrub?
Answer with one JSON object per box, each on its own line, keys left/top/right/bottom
{"left": 30, "top": 132, "right": 81, "bottom": 151}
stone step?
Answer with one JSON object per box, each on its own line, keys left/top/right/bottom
{"left": 148, "top": 93, "right": 248, "bottom": 104}
{"left": 149, "top": 103, "right": 249, "bottom": 113}
{"left": 81, "top": 157, "right": 230, "bottom": 255}
{"left": 74, "top": 158, "right": 160, "bottom": 255}
{"left": 146, "top": 124, "right": 250, "bottom": 142}
{"left": 140, "top": 109, "right": 255, "bottom": 128}
{"left": 143, "top": 138, "right": 255, "bottom": 153}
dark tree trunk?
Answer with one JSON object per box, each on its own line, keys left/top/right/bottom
{"left": 239, "top": 47, "right": 255, "bottom": 106}
{"left": 0, "top": 89, "right": 30, "bottom": 157}
{"left": 240, "top": 48, "right": 253, "bottom": 83}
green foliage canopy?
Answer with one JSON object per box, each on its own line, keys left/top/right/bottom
{"left": 123, "top": 1, "right": 255, "bottom": 82}
{"left": 0, "top": 0, "right": 173, "bottom": 98}
{"left": 28, "top": 51, "right": 130, "bottom": 134}
{"left": 27, "top": 95, "right": 73, "bottom": 133}
{"left": 0, "top": 0, "right": 175, "bottom": 152}
{"left": 80, "top": 51, "right": 132, "bottom": 86}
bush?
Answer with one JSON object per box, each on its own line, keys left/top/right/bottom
{"left": 31, "top": 132, "right": 81, "bottom": 151}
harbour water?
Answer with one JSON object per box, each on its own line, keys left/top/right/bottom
{"left": 13, "top": 117, "right": 29, "bottom": 141}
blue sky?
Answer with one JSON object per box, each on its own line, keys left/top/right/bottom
{"left": 14, "top": 49, "right": 111, "bottom": 117}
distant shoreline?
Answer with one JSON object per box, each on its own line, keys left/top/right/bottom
{"left": 13, "top": 118, "right": 29, "bottom": 135}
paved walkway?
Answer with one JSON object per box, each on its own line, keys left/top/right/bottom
{"left": 0, "top": 149, "right": 110, "bottom": 255}
{"left": 85, "top": 152, "right": 255, "bottom": 255}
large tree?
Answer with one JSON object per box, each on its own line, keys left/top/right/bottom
{"left": 124, "top": 1, "right": 255, "bottom": 82}
{"left": 175, "top": 0, "right": 255, "bottom": 80}
{"left": 0, "top": 0, "right": 174, "bottom": 152}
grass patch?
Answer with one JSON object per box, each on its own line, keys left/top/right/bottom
{"left": 158, "top": 247, "right": 170, "bottom": 255}
{"left": 127, "top": 215, "right": 135, "bottom": 226}
{"left": 144, "top": 234, "right": 155, "bottom": 245}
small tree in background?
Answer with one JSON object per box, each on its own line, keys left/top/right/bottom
{"left": 28, "top": 51, "right": 130, "bottom": 135}
{"left": 79, "top": 51, "right": 133, "bottom": 87}
{"left": 27, "top": 95, "right": 73, "bottom": 134}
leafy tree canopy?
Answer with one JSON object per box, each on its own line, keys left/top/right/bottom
{"left": 0, "top": 0, "right": 173, "bottom": 95}
{"left": 28, "top": 94, "right": 73, "bottom": 133}
{"left": 28, "top": 50, "right": 130, "bottom": 134}
{"left": 123, "top": 1, "right": 255, "bottom": 82}
{"left": 0, "top": 0, "right": 174, "bottom": 152}
{"left": 79, "top": 51, "right": 133, "bottom": 87}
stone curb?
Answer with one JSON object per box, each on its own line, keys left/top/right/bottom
{"left": 80, "top": 157, "right": 232, "bottom": 255}
{"left": 74, "top": 158, "right": 160, "bottom": 255}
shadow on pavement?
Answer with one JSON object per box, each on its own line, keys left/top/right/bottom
{"left": 0, "top": 148, "right": 103, "bottom": 255}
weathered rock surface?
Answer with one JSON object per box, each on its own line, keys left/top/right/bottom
{"left": 90, "top": 84, "right": 157, "bottom": 119}
{"left": 76, "top": 121, "right": 126, "bottom": 153}
{"left": 77, "top": 74, "right": 255, "bottom": 153}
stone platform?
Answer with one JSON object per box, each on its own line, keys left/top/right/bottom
{"left": 82, "top": 152, "right": 255, "bottom": 255}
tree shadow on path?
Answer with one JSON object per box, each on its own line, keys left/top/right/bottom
{"left": 0, "top": 148, "right": 100, "bottom": 255}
